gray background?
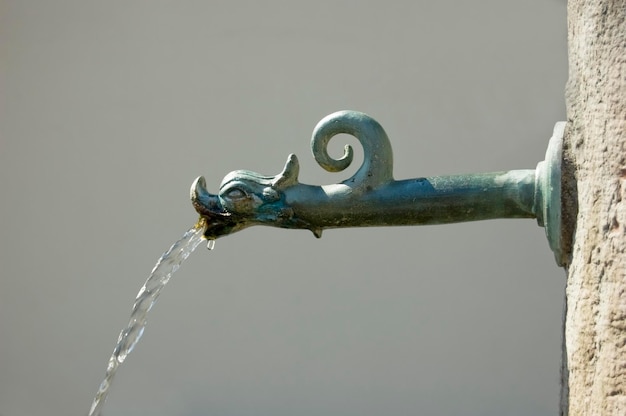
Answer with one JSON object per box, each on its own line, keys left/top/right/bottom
{"left": 1, "top": 1, "right": 567, "bottom": 415}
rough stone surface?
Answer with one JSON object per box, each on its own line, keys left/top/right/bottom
{"left": 563, "top": 1, "right": 626, "bottom": 415}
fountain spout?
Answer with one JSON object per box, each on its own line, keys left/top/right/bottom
{"left": 191, "top": 110, "right": 565, "bottom": 265}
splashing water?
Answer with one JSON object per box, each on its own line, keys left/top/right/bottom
{"left": 88, "top": 223, "right": 208, "bottom": 416}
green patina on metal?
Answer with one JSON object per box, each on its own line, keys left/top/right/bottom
{"left": 191, "top": 110, "right": 564, "bottom": 266}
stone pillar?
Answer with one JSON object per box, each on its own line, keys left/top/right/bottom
{"left": 562, "top": 1, "right": 626, "bottom": 414}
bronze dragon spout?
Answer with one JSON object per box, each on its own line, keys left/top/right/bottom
{"left": 190, "top": 110, "right": 564, "bottom": 264}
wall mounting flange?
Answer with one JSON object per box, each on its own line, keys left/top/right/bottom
{"left": 534, "top": 122, "right": 565, "bottom": 266}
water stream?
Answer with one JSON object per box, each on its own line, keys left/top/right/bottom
{"left": 88, "top": 222, "right": 208, "bottom": 416}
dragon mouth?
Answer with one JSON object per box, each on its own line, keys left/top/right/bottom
{"left": 190, "top": 176, "right": 240, "bottom": 239}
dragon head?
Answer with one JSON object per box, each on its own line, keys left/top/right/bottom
{"left": 191, "top": 154, "right": 304, "bottom": 240}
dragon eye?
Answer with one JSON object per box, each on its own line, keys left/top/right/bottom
{"left": 225, "top": 188, "right": 246, "bottom": 199}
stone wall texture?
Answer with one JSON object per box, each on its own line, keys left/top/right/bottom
{"left": 563, "top": 1, "right": 626, "bottom": 415}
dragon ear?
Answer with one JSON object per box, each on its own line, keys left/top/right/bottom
{"left": 272, "top": 153, "right": 300, "bottom": 189}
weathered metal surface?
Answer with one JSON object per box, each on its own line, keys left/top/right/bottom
{"left": 191, "top": 110, "right": 564, "bottom": 265}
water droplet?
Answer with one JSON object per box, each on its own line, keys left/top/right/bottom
{"left": 207, "top": 239, "right": 216, "bottom": 250}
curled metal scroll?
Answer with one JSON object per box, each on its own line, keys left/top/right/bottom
{"left": 311, "top": 110, "right": 394, "bottom": 189}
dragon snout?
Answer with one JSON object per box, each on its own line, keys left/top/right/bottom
{"left": 190, "top": 176, "right": 243, "bottom": 239}
{"left": 190, "top": 176, "right": 216, "bottom": 216}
